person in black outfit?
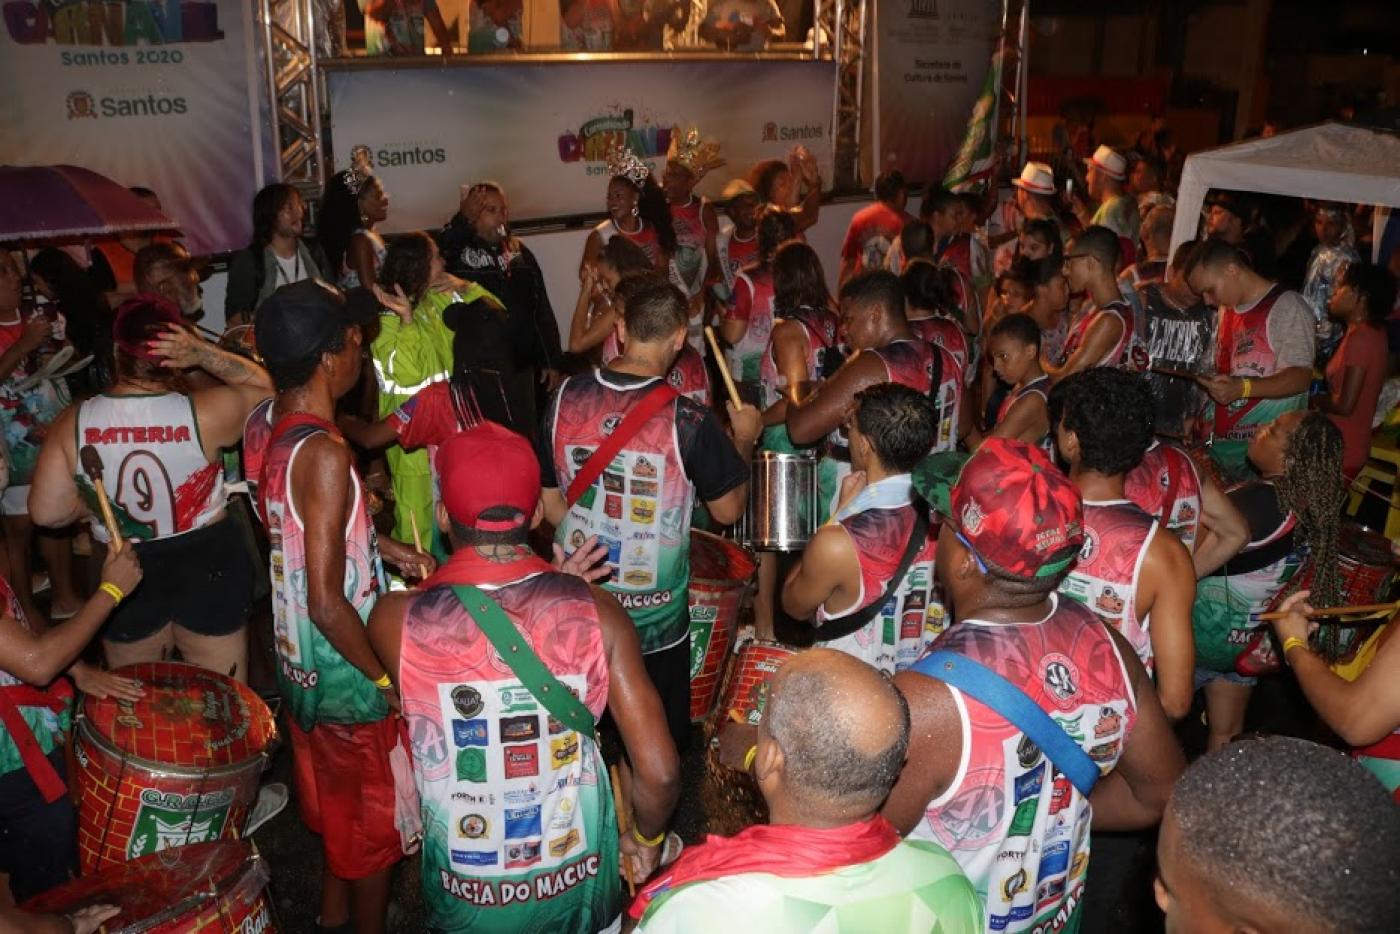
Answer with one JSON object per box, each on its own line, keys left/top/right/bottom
{"left": 435, "top": 182, "right": 563, "bottom": 436}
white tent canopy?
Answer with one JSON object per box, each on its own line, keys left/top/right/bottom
{"left": 1169, "top": 122, "right": 1400, "bottom": 260}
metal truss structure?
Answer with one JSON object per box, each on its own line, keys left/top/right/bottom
{"left": 260, "top": 0, "right": 325, "bottom": 200}
{"left": 819, "top": 0, "right": 870, "bottom": 191}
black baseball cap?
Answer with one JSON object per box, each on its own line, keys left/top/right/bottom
{"left": 254, "top": 279, "right": 352, "bottom": 367}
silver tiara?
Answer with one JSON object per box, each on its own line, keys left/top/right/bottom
{"left": 344, "top": 145, "right": 374, "bottom": 195}
{"left": 605, "top": 145, "right": 651, "bottom": 187}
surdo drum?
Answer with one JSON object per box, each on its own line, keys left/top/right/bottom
{"left": 25, "top": 840, "right": 276, "bottom": 933}
{"left": 74, "top": 662, "right": 277, "bottom": 873}
{"left": 687, "top": 531, "right": 757, "bottom": 722}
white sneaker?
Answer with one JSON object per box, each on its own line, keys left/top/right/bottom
{"left": 661, "top": 832, "right": 684, "bottom": 867}
{"left": 245, "top": 782, "right": 289, "bottom": 836}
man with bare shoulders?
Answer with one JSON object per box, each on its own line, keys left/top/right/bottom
{"left": 882, "top": 440, "right": 1184, "bottom": 934}
{"left": 368, "top": 423, "right": 680, "bottom": 932}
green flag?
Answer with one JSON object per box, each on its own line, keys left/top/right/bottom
{"left": 942, "top": 48, "right": 1004, "bottom": 193}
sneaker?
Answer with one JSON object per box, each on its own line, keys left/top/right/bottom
{"left": 245, "top": 782, "right": 289, "bottom": 836}
{"left": 660, "top": 831, "right": 684, "bottom": 867}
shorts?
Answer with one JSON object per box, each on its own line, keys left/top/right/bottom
{"left": 103, "top": 516, "right": 254, "bottom": 643}
{"left": 0, "top": 485, "right": 29, "bottom": 516}
{"left": 643, "top": 638, "right": 692, "bottom": 755}
{"left": 1194, "top": 667, "right": 1257, "bottom": 691}
{"left": 288, "top": 717, "right": 403, "bottom": 880}
{"left": 0, "top": 749, "right": 77, "bottom": 902}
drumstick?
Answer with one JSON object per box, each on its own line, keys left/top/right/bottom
{"left": 609, "top": 765, "right": 636, "bottom": 897}
{"left": 1259, "top": 600, "right": 1400, "bottom": 622}
{"left": 704, "top": 326, "right": 744, "bottom": 410}
{"left": 79, "top": 445, "right": 123, "bottom": 553}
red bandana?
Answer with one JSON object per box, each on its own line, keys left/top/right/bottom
{"left": 629, "top": 815, "right": 901, "bottom": 919}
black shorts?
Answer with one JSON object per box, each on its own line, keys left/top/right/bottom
{"left": 642, "top": 638, "right": 692, "bottom": 756}
{"left": 0, "top": 750, "right": 77, "bottom": 902}
{"left": 102, "top": 515, "right": 255, "bottom": 644}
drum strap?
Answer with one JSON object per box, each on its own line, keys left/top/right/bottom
{"left": 450, "top": 585, "right": 597, "bottom": 742}
{"left": 912, "top": 650, "right": 1101, "bottom": 796}
{"left": 0, "top": 681, "right": 74, "bottom": 804}
{"left": 816, "top": 500, "right": 929, "bottom": 642}
{"left": 565, "top": 383, "right": 679, "bottom": 508}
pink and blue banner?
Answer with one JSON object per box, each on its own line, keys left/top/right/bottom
{"left": 0, "top": 0, "right": 265, "bottom": 254}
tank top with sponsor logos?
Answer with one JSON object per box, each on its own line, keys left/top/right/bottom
{"left": 1057, "top": 501, "right": 1159, "bottom": 674}
{"left": 875, "top": 339, "right": 955, "bottom": 453}
{"left": 910, "top": 595, "right": 1137, "bottom": 934}
{"left": 74, "top": 393, "right": 225, "bottom": 543}
{"left": 245, "top": 400, "right": 388, "bottom": 730}
{"left": 758, "top": 305, "right": 838, "bottom": 410}
{"left": 816, "top": 497, "right": 947, "bottom": 675}
{"left": 0, "top": 577, "right": 71, "bottom": 776}
{"left": 550, "top": 371, "right": 694, "bottom": 653}
{"left": 722, "top": 269, "right": 777, "bottom": 383}
{"left": 1124, "top": 442, "right": 1203, "bottom": 552}
{"left": 399, "top": 572, "right": 618, "bottom": 933}
{"left": 669, "top": 198, "right": 710, "bottom": 298}
{"left": 1060, "top": 301, "right": 1135, "bottom": 369}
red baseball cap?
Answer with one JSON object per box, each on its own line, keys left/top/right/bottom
{"left": 435, "top": 423, "right": 540, "bottom": 530}
{"left": 112, "top": 293, "right": 184, "bottom": 362}
{"left": 948, "top": 438, "right": 1083, "bottom": 580}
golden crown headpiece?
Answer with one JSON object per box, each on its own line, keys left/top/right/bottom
{"left": 667, "top": 127, "right": 725, "bottom": 180}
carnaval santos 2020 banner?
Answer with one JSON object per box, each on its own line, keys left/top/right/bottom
{"left": 0, "top": 0, "right": 265, "bottom": 254}
{"left": 325, "top": 59, "right": 837, "bottom": 231}
{"left": 874, "top": 0, "right": 1002, "bottom": 184}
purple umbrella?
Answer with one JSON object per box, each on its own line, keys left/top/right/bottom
{"left": 0, "top": 164, "right": 178, "bottom": 242}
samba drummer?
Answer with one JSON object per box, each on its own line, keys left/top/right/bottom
{"left": 780, "top": 384, "right": 945, "bottom": 674}
{"left": 786, "top": 271, "right": 945, "bottom": 522}
{"left": 748, "top": 240, "right": 839, "bottom": 639}
{"left": 1049, "top": 369, "right": 1198, "bottom": 720}
{"left": 1192, "top": 411, "right": 1345, "bottom": 752}
{"left": 0, "top": 542, "right": 141, "bottom": 901}
{"left": 540, "top": 278, "right": 759, "bottom": 764}
{"left": 30, "top": 296, "right": 273, "bottom": 680}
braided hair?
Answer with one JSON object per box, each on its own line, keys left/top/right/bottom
{"left": 1274, "top": 412, "right": 1345, "bottom": 654}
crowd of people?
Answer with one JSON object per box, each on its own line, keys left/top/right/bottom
{"left": 0, "top": 124, "right": 1399, "bottom": 934}
{"left": 334, "top": 0, "right": 808, "bottom": 56}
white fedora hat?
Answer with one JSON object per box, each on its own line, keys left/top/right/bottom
{"left": 1084, "top": 145, "right": 1126, "bottom": 181}
{"left": 1013, "top": 162, "right": 1056, "bottom": 195}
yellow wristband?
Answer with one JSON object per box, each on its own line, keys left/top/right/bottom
{"left": 1241, "top": 378, "right": 1253, "bottom": 399}
{"left": 372, "top": 673, "right": 393, "bottom": 689}
{"left": 743, "top": 745, "right": 758, "bottom": 772}
{"left": 98, "top": 581, "right": 125, "bottom": 605}
{"left": 1282, "top": 636, "right": 1309, "bottom": 661}
{"left": 631, "top": 824, "right": 666, "bottom": 848}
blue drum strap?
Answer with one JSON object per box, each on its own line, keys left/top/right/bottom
{"left": 912, "top": 650, "right": 1101, "bottom": 796}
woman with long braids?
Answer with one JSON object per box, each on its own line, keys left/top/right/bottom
{"left": 717, "top": 209, "right": 797, "bottom": 394}
{"left": 318, "top": 152, "right": 390, "bottom": 291}
{"left": 224, "top": 184, "right": 324, "bottom": 326}
{"left": 1191, "top": 410, "right": 1344, "bottom": 751}
{"left": 578, "top": 147, "right": 677, "bottom": 278}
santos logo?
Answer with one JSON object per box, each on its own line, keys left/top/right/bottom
{"left": 376, "top": 145, "right": 446, "bottom": 167}
{"left": 66, "top": 90, "right": 187, "bottom": 118}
